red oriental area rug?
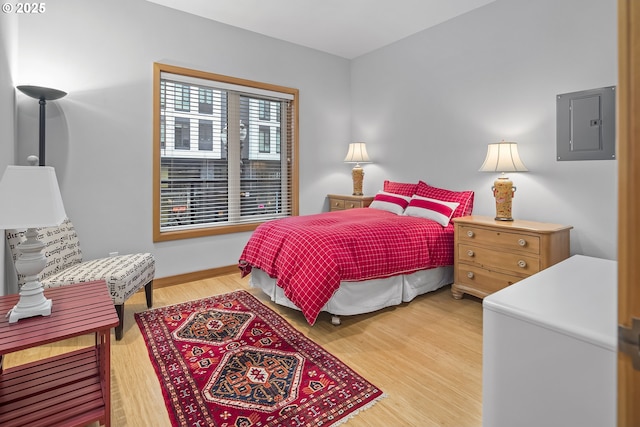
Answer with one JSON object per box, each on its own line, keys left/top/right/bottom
{"left": 135, "top": 290, "right": 385, "bottom": 427}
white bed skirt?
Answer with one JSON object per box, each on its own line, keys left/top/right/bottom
{"left": 249, "top": 266, "right": 453, "bottom": 318}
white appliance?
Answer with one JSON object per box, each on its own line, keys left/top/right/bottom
{"left": 482, "top": 255, "right": 617, "bottom": 427}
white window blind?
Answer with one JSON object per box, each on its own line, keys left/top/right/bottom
{"left": 154, "top": 64, "right": 297, "bottom": 240}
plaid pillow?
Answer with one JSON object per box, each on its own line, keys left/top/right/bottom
{"left": 383, "top": 180, "right": 418, "bottom": 197}
{"left": 415, "top": 181, "right": 474, "bottom": 218}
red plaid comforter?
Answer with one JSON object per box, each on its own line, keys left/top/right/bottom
{"left": 238, "top": 208, "right": 454, "bottom": 324}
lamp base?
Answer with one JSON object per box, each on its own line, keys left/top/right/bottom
{"left": 8, "top": 227, "right": 53, "bottom": 323}
{"left": 492, "top": 175, "right": 516, "bottom": 221}
{"left": 8, "top": 298, "right": 52, "bottom": 323}
{"left": 351, "top": 165, "right": 364, "bottom": 196}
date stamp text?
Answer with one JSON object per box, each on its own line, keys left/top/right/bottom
{"left": 2, "top": 3, "right": 46, "bottom": 13}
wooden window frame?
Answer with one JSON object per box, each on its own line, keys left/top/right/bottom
{"left": 153, "top": 63, "right": 299, "bottom": 242}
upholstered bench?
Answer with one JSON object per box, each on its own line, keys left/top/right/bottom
{"left": 6, "top": 218, "right": 155, "bottom": 340}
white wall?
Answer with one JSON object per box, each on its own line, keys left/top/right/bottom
{"left": 351, "top": 0, "right": 617, "bottom": 260}
{"left": 0, "top": 12, "right": 17, "bottom": 295}
{"left": 10, "top": 0, "right": 351, "bottom": 280}
{"left": 3, "top": 0, "right": 617, "bottom": 291}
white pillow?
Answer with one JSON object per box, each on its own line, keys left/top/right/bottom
{"left": 404, "top": 195, "right": 460, "bottom": 226}
{"left": 369, "top": 191, "right": 412, "bottom": 215}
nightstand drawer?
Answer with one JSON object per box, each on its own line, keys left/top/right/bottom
{"left": 458, "top": 243, "right": 541, "bottom": 276}
{"left": 331, "top": 199, "right": 346, "bottom": 210}
{"left": 455, "top": 264, "right": 522, "bottom": 296}
{"left": 327, "top": 194, "right": 374, "bottom": 211}
{"left": 458, "top": 225, "right": 540, "bottom": 255}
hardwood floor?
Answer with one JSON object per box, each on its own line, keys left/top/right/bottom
{"left": 4, "top": 273, "right": 484, "bottom": 426}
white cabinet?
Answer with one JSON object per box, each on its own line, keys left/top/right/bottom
{"left": 482, "top": 255, "right": 617, "bottom": 427}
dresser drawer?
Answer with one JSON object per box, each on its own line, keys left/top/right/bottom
{"left": 458, "top": 225, "right": 540, "bottom": 255}
{"left": 458, "top": 243, "right": 540, "bottom": 276}
{"left": 455, "top": 264, "right": 522, "bottom": 295}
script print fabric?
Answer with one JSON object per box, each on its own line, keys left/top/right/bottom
{"left": 136, "top": 290, "right": 385, "bottom": 427}
{"left": 239, "top": 208, "right": 454, "bottom": 324}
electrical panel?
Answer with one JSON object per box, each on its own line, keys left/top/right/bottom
{"left": 556, "top": 86, "right": 616, "bottom": 161}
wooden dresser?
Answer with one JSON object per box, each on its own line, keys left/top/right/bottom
{"left": 451, "top": 215, "right": 572, "bottom": 300}
{"left": 327, "top": 194, "right": 374, "bottom": 211}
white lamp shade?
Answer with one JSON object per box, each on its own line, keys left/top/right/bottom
{"left": 479, "top": 141, "right": 528, "bottom": 173}
{"left": 0, "top": 165, "right": 66, "bottom": 229}
{"left": 344, "top": 142, "right": 371, "bottom": 163}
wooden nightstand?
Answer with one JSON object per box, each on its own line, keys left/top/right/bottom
{"left": 327, "top": 194, "right": 374, "bottom": 211}
{"left": 451, "top": 215, "right": 572, "bottom": 300}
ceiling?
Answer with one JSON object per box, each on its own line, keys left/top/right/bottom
{"left": 146, "top": 0, "right": 495, "bottom": 59}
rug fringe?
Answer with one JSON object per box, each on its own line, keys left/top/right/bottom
{"left": 328, "top": 393, "right": 388, "bottom": 427}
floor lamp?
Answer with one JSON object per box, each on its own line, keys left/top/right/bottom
{"left": 17, "top": 85, "right": 67, "bottom": 166}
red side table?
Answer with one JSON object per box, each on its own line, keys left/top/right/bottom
{"left": 0, "top": 281, "right": 119, "bottom": 427}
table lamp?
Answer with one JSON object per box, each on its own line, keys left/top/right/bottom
{"left": 344, "top": 142, "right": 371, "bottom": 196}
{"left": 0, "top": 158, "right": 67, "bottom": 322}
{"left": 479, "top": 141, "right": 528, "bottom": 221}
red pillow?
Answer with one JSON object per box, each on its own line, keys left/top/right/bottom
{"left": 415, "top": 181, "right": 474, "bottom": 218}
{"left": 383, "top": 180, "right": 418, "bottom": 197}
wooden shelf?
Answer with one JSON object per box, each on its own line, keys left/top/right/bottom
{"left": 0, "top": 348, "right": 104, "bottom": 427}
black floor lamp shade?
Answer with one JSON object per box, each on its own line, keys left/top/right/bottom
{"left": 17, "top": 85, "right": 67, "bottom": 166}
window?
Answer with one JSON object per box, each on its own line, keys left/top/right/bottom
{"left": 160, "top": 115, "right": 165, "bottom": 149}
{"left": 175, "top": 83, "right": 190, "bottom": 112}
{"left": 259, "top": 100, "right": 270, "bottom": 120}
{"left": 259, "top": 126, "right": 270, "bottom": 153}
{"left": 174, "top": 118, "right": 190, "bottom": 150}
{"left": 153, "top": 63, "right": 299, "bottom": 241}
{"left": 199, "top": 88, "right": 213, "bottom": 114}
{"left": 198, "top": 120, "right": 213, "bottom": 151}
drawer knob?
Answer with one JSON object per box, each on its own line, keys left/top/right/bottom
{"left": 348, "top": 203, "right": 354, "bottom": 208}
{"left": 518, "top": 238, "right": 526, "bottom": 247}
{"left": 518, "top": 260, "right": 527, "bottom": 268}
{"left": 467, "top": 271, "right": 474, "bottom": 279}
{"left": 467, "top": 250, "right": 475, "bottom": 257}
{"left": 467, "top": 230, "right": 475, "bottom": 238}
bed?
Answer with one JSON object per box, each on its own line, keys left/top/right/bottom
{"left": 238, "top": 180, "right": 474, "bottom": 325}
